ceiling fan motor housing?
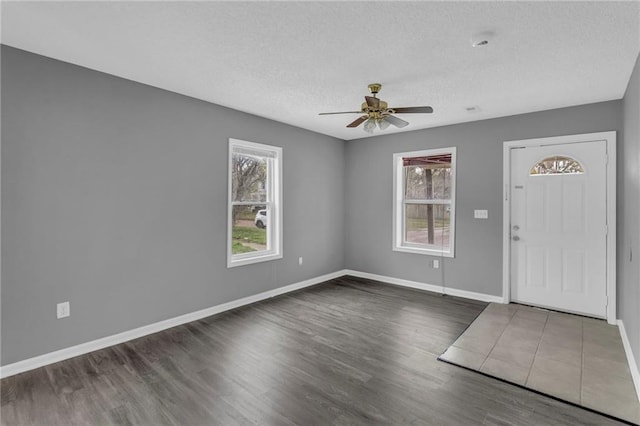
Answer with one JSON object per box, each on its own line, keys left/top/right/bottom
{"left": 361, "top": 100, "right": 388, "bottom": 117}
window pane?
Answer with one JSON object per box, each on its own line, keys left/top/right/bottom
{"left": 232, "top": 153, "right": 267, "bottom": 202}
{"left": 404, "top": 204, "right": 451, "bottom": 249}
{"left": 530, "top": 156, "right": 584, "bottom": 175}
{"left": 231, "top": 205, "right": 268, "bottom": 254}
{"left": 404, "top": 156, "right": 452, "bottom": 200}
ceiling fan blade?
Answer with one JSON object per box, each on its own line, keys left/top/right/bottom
{"left": 347, "top": 115, "right": 369, "bottom": 128}
{"left": 383, "top": 115, "right": 409, "bottom": 128}
{"left": 365, "top": 96, "right": 380, "bottom": 109}
{"left": 319, "top": 111, "right": 363, "bottom": 115}
{"left": 390, "top": 106, "right": 434, "bottom": 114}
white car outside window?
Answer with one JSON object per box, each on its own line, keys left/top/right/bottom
{"left": 255, "top": 210, "right": 267, "bottom": 229}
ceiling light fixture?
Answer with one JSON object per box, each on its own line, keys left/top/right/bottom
{"left": 377, "top": 118, "right": 391, "bottom": 130}
{"left": 319, "top": 83, "right": 433, "bottom": 132}
{"left": 363, "top": 117, "right": 377, "bottom": 133}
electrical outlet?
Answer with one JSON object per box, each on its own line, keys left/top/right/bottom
{"left": 433, "top": 259, "right": 440, "bottom": 269}
{"left": 57, "top": 301, "right": 70, "bottom": 319}
{"left": 298, "top": 257, "right": 303, "bottom": 265}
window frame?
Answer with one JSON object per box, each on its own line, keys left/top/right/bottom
{"left": 392, "top": 147, "right": 457, "bottom": 258}
{"left": 227, "top": 138, "right": 283, "bottom": 268}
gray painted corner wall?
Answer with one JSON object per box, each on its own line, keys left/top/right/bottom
{"left": 1, "top": 46, "right": 345, "bottom": 365}
{"left": 621, "top": 51, "right": 640, "bottom": 372}
{"left": 344, "top": 101, "right": 622, "bottom": 297}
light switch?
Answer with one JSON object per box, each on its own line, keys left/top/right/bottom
{"left": 474, "top": 209, "right": 488, "bottom": 219}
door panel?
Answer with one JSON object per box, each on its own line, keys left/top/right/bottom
{"left": 510, "top": 140, "right": 607, "bottom": 318}
{"left": 525, "top": 246, "right": 547, "bottom": 288}
{"left": 562, "top": 250, "right": 585, "bottom": 294}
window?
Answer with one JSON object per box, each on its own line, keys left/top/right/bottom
{"left": 228, "top": 138, "right": 282, "bottom": 268}
{"left": 530, "top": 156, "right": 584, "bottom": 175}
{"left": 393, "top": 147, "right": 456, "bottom": 257}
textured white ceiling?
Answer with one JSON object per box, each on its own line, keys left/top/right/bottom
{"left": 2, "top": 1, "right": 639, "bottom": 140}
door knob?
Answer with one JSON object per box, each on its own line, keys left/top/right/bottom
{"left": 512, "top": 236, "right": 520, "bottom": 241}
{"left": 512, "top": 225, "right": 520, "bottom": 231}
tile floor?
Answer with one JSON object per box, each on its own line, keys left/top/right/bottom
{"left": 439, "top": 303, "right": 640, "bottom": 424}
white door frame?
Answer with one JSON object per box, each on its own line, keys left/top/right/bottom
{"left": 502, "top": 131, "right": 617, "bottom": 324}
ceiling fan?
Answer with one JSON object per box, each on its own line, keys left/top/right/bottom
{"left": 319, "top": 83, "right": 433, "bottom": 133}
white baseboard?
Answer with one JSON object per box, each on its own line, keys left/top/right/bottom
{"left": 343, "top": 270, "right": 504, "bottom": 304}
{"left": 617, "top": 320, "right": 640, "bottom": 402}
{"left": 0, "top": 270, "right": 345, "bottom": 379}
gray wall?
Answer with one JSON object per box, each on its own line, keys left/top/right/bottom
{"left": 1, "top": 46, "right": 345, "bottom": 365}
{"left": 345, "top": 101, "right": 622, "bottom": 297}
{"left": 621, "top": 51, "right": 640, "bottom": 372}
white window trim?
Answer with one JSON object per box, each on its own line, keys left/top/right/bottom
{"left": 227, "top": 138, "right": 283, "bottom": 268}
{"left": 392, "top": 147, "right": 457, "bottom": 258}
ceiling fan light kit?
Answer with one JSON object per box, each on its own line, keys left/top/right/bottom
{"left": 363, "top": 117, "right": 377, "bottom": 134}
{"left": 319, "top": 83, "right": 433, "bottom": 133}
{"left": 377, "top": 118, "right": 391, "bottom": 131}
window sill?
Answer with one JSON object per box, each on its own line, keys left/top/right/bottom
{"left": 227, "top": 252, "right": 283, "bottom": 268}
{"left": 392, "top": 246, "right": 454, "bottom": 258}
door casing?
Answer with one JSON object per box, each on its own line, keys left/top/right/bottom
{"left": 502, "top": 131, "right": 617, "bottom": 324}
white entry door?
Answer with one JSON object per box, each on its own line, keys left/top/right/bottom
{"left": 510, "top": 140, "right": 609, "bottom": 318}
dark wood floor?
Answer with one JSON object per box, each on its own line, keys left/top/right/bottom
{"left": 1, "top": 276, "right": 627, "bottom": 425}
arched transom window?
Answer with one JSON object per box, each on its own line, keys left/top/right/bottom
{"left": 530, "top": 156, "right": 584, "bottom": 176}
